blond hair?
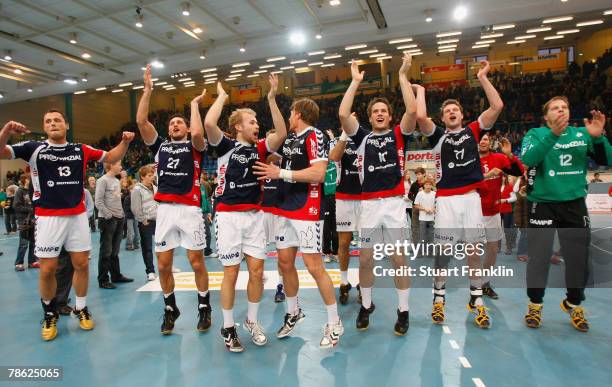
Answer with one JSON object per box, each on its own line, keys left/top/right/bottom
{"left": 228, "top": 108, "right": 257, "bottom": 137}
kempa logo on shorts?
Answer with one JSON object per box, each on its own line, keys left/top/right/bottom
{"left": 448, "top": 162, "right": 455, "bottom": 169}
{"left": 549, "top": 170, "right": 555, "bottom": 177}
{"left": 530, "top": 219, "right": 553, "bottom": 226}
{"left": 368, "top": 165, "right": 375, "bottom": 172}
{"left": 47, "top": 181, "right": 55, "bottom": 187}
{"left": 155, "top": 241, "right": 167, "bottom": 247}
{"left": 337, "top": 221, "right": 352, "bottom": 226}
{"left": 275, "top": 235, "right": 285, "bottom": 241}
{"left": 220, "top": 252, "right": 240, "bottom": 260}
{"left": 36, "top": 246, "right": 60, "bottom": 253}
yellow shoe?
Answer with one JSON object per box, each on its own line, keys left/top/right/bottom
{"left": 467, "top": 303, "right": 491, "bottom": 329}
{"left": 41, "top": 313, "right": 58, "bottom": 341}
{"left": 524, "top": 303, "right": 543, "bottom": 329}
{"left": 74, "top": 307, "right": 95, "bottom": 330}
{"left": 431, "top": 303, "right": 445, "bottom": 324}
{"left": 560, "top": 300, "right": 589, "bottom": 332}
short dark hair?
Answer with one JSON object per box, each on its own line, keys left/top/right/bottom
{"left": 291, "top": 98, "right": 319, "bottom": 126}
{"left": 414, "top": 167, "right": 426, "bottom": 175}
{"left": 167, "top": 114, "right": 189, "bottom": 127}
{"left": 43, "top": 109, "right": 66, "bottom": 123}
{"left": 440, "top": 99, "right": 463, "bottom": 115}
{"left": 367, "top": 97, "right": 393, "bottom": 117}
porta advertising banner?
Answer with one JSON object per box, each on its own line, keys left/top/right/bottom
{"left": 405, "top": 150, "right": 436, "bottom": 170}
{"left": 586, "top": 193, "right": 612, "bottom": 215}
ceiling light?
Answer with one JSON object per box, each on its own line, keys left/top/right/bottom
{"left": 438, "top": 48, "right": 455, "bottom": 53}
{"left": 181, "top": 2, "right": 190, "bottom": 16}
{"left": 508, "top": 62, "right": 520, "bottom": 65}
{"left": 492, "top": 24, "right": 515, "bottom": 30}
{"left": 63, "top": 78, "right": 77, "bottom": 84}
{"left": 308, "top": 50, "right": 325, "bottom": 56}
{"left": 232, "top": 62, "right": 251, "bottom": 67}
{"left": 370, "top": 53, "right": 387, "bottom": 58}
{"left": 132, "top": 85, "right": 144, "bottom": 90}
{"left": 271, "top": 70, "right": 283, "bottom": 74}
{"left": 472, "top": 44, "right": 490, "bottom": 49}
{"left": 199, "top": 50, "right": 206, "bottom": 59}
{"left": 69, "top": 32, "right": 78, "bottom": 44}
{"left": 527, "top": 27, "right": 551, "bottom": 33}
{"left": 75, "top": 90, "right": 86, "bottom": 94}
{"left": 397, "top": 44, "right": 418, "bottom": 49}
{"left": 321, "top": 63, "right": 335, "bottom": 67}
{"left": 205, "top": 80, "right": 216, "bottom": 84}
{"left": 119, "top": 82, "right": 133, "bottom": 87}
{"left": 557, "top": 29, "right": 579, "bottom": 34}
{"left": 345, "top": 44, "right": 367, "bottom": 50}
{"left": 453, "top": 5, "right": 467, "bottom": 21}
{"left": 254, "top": 70, "right": 267, "bottom": 74}
{"left": 544, "top": 35, "right": 564, "bottom": 40}
{"left": 151, "top": 60, "right": 164, "bottom": 68}
{"left": 507, "top": 39, "right": 526, "bottom": 44}
{"left": 481, "top": 33, "right": 503, "bottom": 38}
{"left": 164, "top": 87, "right": 176, "bottom": 90}
{"left": 267, "top": 56, "right": 286, "bottom": 62}
{"left": 203, "top": 73, "right": 217, "bottom": 78}
{"left": 280, "top": 66, "right": 294, "bottom": 70}
{"left": 358, "top": 49, "right": 378, "bottom": 54}
{"left": 178, "top": 78, "right": 191, "bottom": 82}
{"left": 135, "top": 14, "right": 144, "bottom": 28}
{"left": 604, "top": 10, "right": 612, "bottom": 16}
{"left": 201, "top": 67, "right": 216, "bottom": 73}
{"left": 0, "top": 93, "right": 4, "bottom": 99}
{"left": 81, "top": 53, "right": 91, "bottom": 59}
{"left": 329, "top": 0, "right": 341, "bottom": 6}
{"left": 515, "top": 35, "right": 536, "bottom": 39}
{"left": 225, "top": 77, "right": 237, "bottom": 81}
{"left": 162, "top": 84, "right": 175, "bottom": 88}
{"left": 230, "top": 69, "right": 245, "bottom": 73}
{"left": 247, "top": 74, "right": 259, "bottom": 78}
{"left": 154, "top": 81, "right": 167, "bottom": 86}
{"left": 426, "top": 17, "right": 433, "bottom": 23}
{"left": 81, "top": 77, "right": 88, "bottom": 82}
{"left": 437, "top": 39, "right": 459, "bottom": 44}
{"left": 475, "top": 40, "right": 495, "bottom": 44}
{"left": 112, "top": 89, "right": 123, "bottom": 93}
{"left": 3, "top": 50, "right": 12, "bottom": 61}
{"left": 543, "top": 16, "right": 573, "bottom": 23}
{"left": 315, "top": 33, "right": 322, "bottom": 39}
{"left": 323, "top": 54, "right": 341, "bottom": 60}
{"left": 96, "top": 87, "right": 107, "bottom": 91}
{"left": 239, "top": 42, "right": 246, "bottom": 52}
{"left": 576, "top": 20, "right": 603, "bottom": 27}
{"left": 260, "top": 64, "right": 275, "bottom": 69}
{"left": 377, "top": 56, "right": 392, "bottom": 60}
{"left": 289, "top": 31, "right": 306, "bottom": 45}
{"left": 151, "top": 78, "right": 158, "bottom": 82}
{"left": 183, "top": 84, "right": 195, "bottom": 87}
{"left": 438, "top": 44, "right": 457, "bottom": 50}
{"left": 193, "top": 27, "right": 203, "bottom": 34}
{"left": 411, "top": 52, "right": 423, "bottom": 56}
{"left": 308, "top": 62, "right": 323, "bottom": 66}
{"left": 291, "top": 59, "right": 307, "bottom": 64}
{"left": 389, "top": 37, "right": 413, "bottom": 44}
{"left": 27, "top": 88, "right": 32, "bottom": 93}
{"left": 296, "top": 67, "right": 310, "bottom": 71}
{"left": 404, "top": 49, "right": 422, "bottom": 54}
{"left": 436, "top": 31, "right": 461, "bottom": 38}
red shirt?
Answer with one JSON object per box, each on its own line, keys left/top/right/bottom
{"left": 500, "top": 184, "right": 514, "bottom": 213}
{"left": 479, "top": 152, "right": 524, "bottom": 216}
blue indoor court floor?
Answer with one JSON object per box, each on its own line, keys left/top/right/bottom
{"left": 1, "top": 215, "right": 612, "bottom": 387}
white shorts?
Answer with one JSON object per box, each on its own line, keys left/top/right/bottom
{"left": 434, "top": 191, "right": 486, "bottom": 244}
{"left": 359, "top": 196, "right": 409, "bottom": 247}
{"left": 35, "top": 213, "right": 91, "bottom": 258}
{"left": 483, "top": 214, "right": 503, "bottom": 242}
{"left": 263, "top": 211, "right": 277, "bottom": 245}
{"left": 215, "top": 211, "right": 266, "bottom": 266}
{"left": 275, "top": 216, "right": 322, "bottom": 254}
{"left": 155, "top": 203, "right": 206, "bottom": 252}
{"left": 336, "top": 199, "right": 360, "bottom": 232}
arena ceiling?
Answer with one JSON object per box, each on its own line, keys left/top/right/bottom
{"left": 0, "top": 0, "right": 610, "bottom": 103}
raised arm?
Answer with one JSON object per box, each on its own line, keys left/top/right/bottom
{"left": 414, "top": 85, "right": 434, "bottom": 135}
{"left": 203, "top": 82, "right": 227, "bottom": 146}
{"left": 398, "top": 53, "right": 417, "bottom": 134}
{"left": 329, "top": 136, "right": 348, "bottom": 162}
{"left": 476, "top": 61, "right": 504, "bottom": 129}
{"left": 266, "top": 74, "right": 287, "bottom": 151}
{"left": 190, "top": 88, "right": 207, "bottom": 151}
{"left": 0, "top": 121, "right": 29, "bottom": 159}
{"left": 136, "top": 65, "right": 158, "bottom": 144}
{"left": 105, "top": 132, "right": 135, "bottom": 164}
{"left": 338, "top": 60, "right": 363, "bottom": 135}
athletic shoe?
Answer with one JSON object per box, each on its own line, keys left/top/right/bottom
{"left": 323, "top": 255, "right": 331, "bottom": 263}
{"left": 161, "top": 308, "right": 181, "bottom": 335}
{"left": 29, "top": 261, "right": 40, "bottom": 269}
{"left": 172, "top": 266, "right": 181, "bottom": 273}
{"left": 274, "top": 284, "right": 285, "bottom": 303}
{"left": 15, "top": 264, "right": 24, "bottom": 271}
{"left": 197, "top": 304, "right": 212, "bottom": 332}
{"left": 41, "top": 313, "right": 59, "bottom": 341}
{"left": 560, "top": 299, "right": 589, "bottom": 332}
{"left": 206, "top": 252, "right": 218, "bottom": 258}
{"left": 517, "top": 255, "right": 528, "bottom": 262}
{"left": 482, "top": 283, "right": 499, "bottom": 299}
{"left": 431, "top": 303, "right": 445, "bottom": 324}
{"left": 113, "top": 276, "right": 134, "bottom": 283}
{"left": 330, "top": 255, "right": 339, "bottom": 263}
{"left": 356, "top": 303, "right": 375, "bottom": 331}
{"left": 58, "top": 305, "right": 73, "bottom": 316}
{"left": 350, "top": 240, "right": 357, "bottom": 246}
{"left": 339, "top": 283, "right": 352, "bottom": 305}
{"left": 356, "top": 284, "right": 362, "bottom": 303}
{"left": 524, "top": 303, "right": 543, "bottom": 329}
{"left": 550, "top": 254, "right": 563, "bottom": 265}
{"left": 147, "top": 273, "right": 156, "bottom": 281}
{"left": 221, "top": 326, "right": 244, "bottom": 352}
{"left": 73, "top": 306, "right": 95, "bottom": 330}
{"left": 320, "top": 320, "right": 344, "bottom": 348}
{"left": 244, "top": 319, "right": 268, "bottom": 346}
{"left": 394, "top": 309, "right": 409, "bottom": 336}
{"left": 277, "top": 309, "right": 305, "bottom": 338}
{"left": 467, "top": 302, "right": 491, "bottom": 329}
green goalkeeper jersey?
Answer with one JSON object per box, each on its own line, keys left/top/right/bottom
{"left": 520, "top": 125, "right": 610, "bottom": 203}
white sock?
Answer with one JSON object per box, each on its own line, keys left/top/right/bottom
{"left": 75, "top": 296, "right": 87, "bottom": 311}
{"left": 286, "top": 296, "right": 298, "bottom": 315}
{"left": 340, "top": 271, "right": 348, "bottom": 285}
{"left": 222, "top": 308, "right": 234, "bottom": 328}
{"left": 42, "top": 299, "right": 51, "bottom": 305}
{"left": 326, "top": 303, "right": 339, "bottom": 325}
{"left": 278, "top": 275, "right": 284, "bottom": 286}
{"left": 163, "top": 292, "right": 173, "bottom": 298}
{"left": 361, "top": 287, "right": 372, "bottom": 309}
{"left": 482, "top": 275, "right": 490, "bottom": 285}
{"left": 198, "top": 290, "right": 209, "bottom": 298}
{"left": 397, "top": 289, "right": 410, "bottom": 312}
{"left": 247, "top": 302, "right": 259, "bottom": 323}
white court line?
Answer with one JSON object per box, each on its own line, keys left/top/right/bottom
{"left": 449, "top": 339, "right": 459, "bottom": 349}
{"left": 458, "top": 356, "right": 472, "bottom": 368}
{"left": 0, "top": 236, "right": 18, "bottom": 241}
{"left": 472, "top": 377, "right": 486, "bottom": 387}
{"left": 442, "top": 326, "right": 451, "bottom": 334}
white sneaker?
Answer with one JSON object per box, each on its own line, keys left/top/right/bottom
{"left": 320, "top": 320, "right": 344, "bottom": 348}
{"left": 147, "top": 273, "right": 156, "bottom": 281}
{"left": 207, "top": 252, "right": 218, "bottom": 258}
{"left": 324, "top": 255, "right": 331, "bottom": 263}
{"left": 172, "top": 266, "right": 181, "bottom": 273}
{"left": 243, "top": 319, "right": 268, "bottom": 346}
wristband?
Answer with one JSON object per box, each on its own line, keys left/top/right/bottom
{"left": 279, "top": 169, "right": 293, "bottom": 182}
{"left": 339, "top": 132, "right": 349, "bottom": 142}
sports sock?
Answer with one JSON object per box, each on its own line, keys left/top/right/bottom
{"left": 470, "top": 287, "right": 484, "bottom": 307}
{"left": 163, "top": 292, "right": 177, "bottom": 311}
{"left": 75, "top": 296, "right": 86, "bottom": 311}
{"left": 286, "top": 296, "right": 298, "bottom": 315}
{"left": 340, "top": 271, "right": 348, "bottom": 285}
{"left": 247, "top": 302, "right": 260, "bottom": 323}
{"left": 397, "top": 289, "right": 410, "bottom": 312}
{"left": 326, "top": 303, "right": 339, "bottom": 325}
{"left": 198, "top": 291, "right": 209, "bottom": 310}
{"left": 222, "top": 308, "right": 235, "bottom": 328}
{"left": 360, "top": 287, "right": 372, "bottom": 309}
